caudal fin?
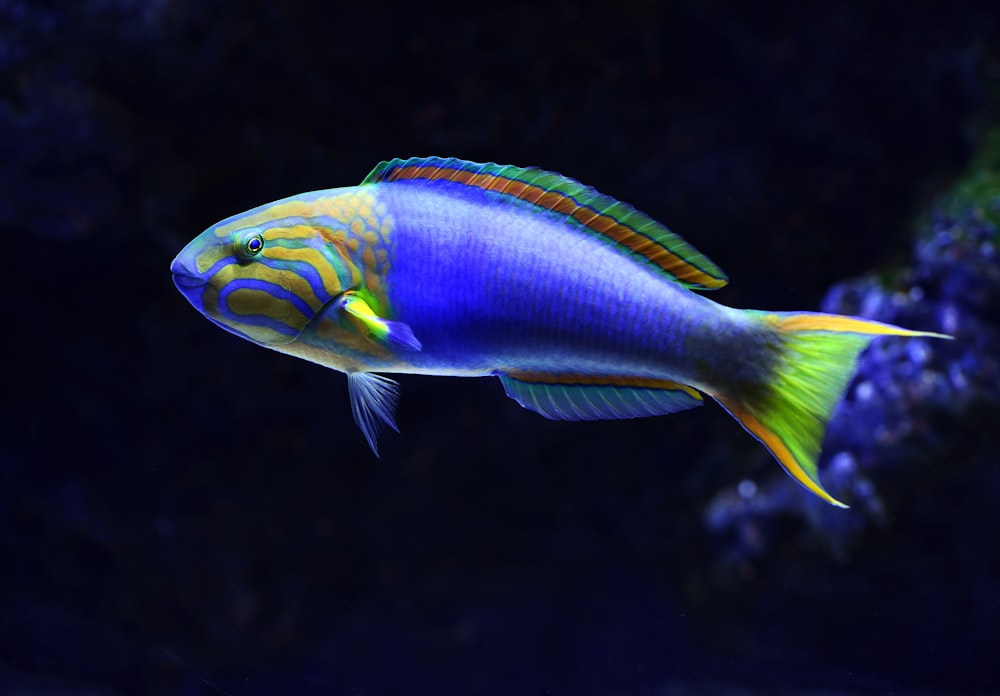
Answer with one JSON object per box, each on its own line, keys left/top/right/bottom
{"left": 712, "top": 312, "right": 950, "bottom": 508}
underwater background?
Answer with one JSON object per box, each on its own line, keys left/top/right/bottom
{"left": 3, "top": 1, "right": 1000, "bottom": 694}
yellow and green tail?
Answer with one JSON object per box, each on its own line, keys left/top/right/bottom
{"left": 713, "top": 312, "right": 950, "bottom": 508}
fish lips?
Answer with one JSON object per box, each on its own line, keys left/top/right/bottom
{"left": 171, "top": 256, "right": 207, "bottom": 307}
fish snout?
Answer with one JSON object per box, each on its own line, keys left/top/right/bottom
{"left": 171, "top": 254, "right": 207, "bottom": 308}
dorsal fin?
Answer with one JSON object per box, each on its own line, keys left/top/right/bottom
{"left": 362, "top": 157, "right": 728, "bottom": 290}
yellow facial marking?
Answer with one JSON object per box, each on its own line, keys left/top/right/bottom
{"left": 227, "top": 287, "right": 296, "bottom": 322}
{"left": 365, "top": 272, "right": 380, "bottom": 297}
{"left": 201, "top": 284, "right": 220, "bottom": 317}
{"left": 318, "top": 227, "right": 348, "bottom": 245}
{"left": 214, "top": 201, "right": 319, "bottom": 237}
{"left": 194, "top": 242, "right": 225, "bottom": 274}
{"left": 264, "top": 225, "right": 316, "bottom": 241}
{"left": 209, "top": 261, "right": 285, "bottom": 292}
{"left": 362, "top": 246, "right": 376, "bottom": 269}
{"left": 314, "top": 197, "right": 343, "bottom": 219}
{"left": 259, "top": 247, "right": 338, "bottom": 309}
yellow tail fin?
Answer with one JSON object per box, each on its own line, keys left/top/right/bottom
{"left": 713, "top": 312, "right": 950, "bottom": 508}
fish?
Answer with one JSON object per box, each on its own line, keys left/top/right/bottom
{"left": 171, "top": 156, "right": 949, "bottom": 507}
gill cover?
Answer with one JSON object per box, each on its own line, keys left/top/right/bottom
{"left": 172, "top": 222, "right": 356, "bottom": 347}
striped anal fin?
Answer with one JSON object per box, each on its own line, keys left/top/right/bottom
{"left": 499, "top": 371, "right": 703, "bottom": 421}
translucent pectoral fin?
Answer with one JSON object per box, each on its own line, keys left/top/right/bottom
{"left": 339, "top": 292, "right": 422, "bottom": 351}
{"left": 347, "top": 372, "right": 400, "bottom": 455}
{"left": 499, "top": 371, "right": 703, "bottom": 421}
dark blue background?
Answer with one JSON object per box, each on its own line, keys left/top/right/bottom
{"left": 3, "top": 2, "right": 999, "bottom": 694}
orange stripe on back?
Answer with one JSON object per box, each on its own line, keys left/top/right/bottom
{"left": 363, "top": 157, "right": 729, "bottom": 290}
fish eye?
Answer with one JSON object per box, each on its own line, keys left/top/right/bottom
{"left": 234, "top": 230, "right": 265, "bottom": 260}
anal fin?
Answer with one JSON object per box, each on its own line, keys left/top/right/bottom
{"left": 500, "top": 371, "right": 703, "bottom": 421}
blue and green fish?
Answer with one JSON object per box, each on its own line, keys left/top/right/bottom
{"left": 171, "top": 157, "right": 947, "bottom": 507}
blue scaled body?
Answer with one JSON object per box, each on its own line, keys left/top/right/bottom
{"left": 374, "top": 182, "right": 741, "bottom": 379}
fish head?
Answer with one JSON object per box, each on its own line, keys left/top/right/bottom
{"left": 171, "top": 214, "right": 357, "bottom": 347}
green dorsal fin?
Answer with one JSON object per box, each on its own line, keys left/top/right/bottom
{"left": 499, "top": 371, "right": 704, "bottom": 421}
{"left": 363, "top": 157, "right": 728, "bottom": 290}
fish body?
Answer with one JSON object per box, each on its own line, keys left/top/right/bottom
{"left": 172, "top": 157, "right": 947, "bottom": 507}
{"left": 299, "top": 183, "right": 738, "bottom": 380}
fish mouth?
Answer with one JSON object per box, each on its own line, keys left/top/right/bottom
{"left": 170, "top": 256, "right": 206, "bottom": 290}
{"left": 172, "top": 273, "right": 206, "bottom": 290}
{"left": 171, "top": 255, "right": 208, "bottom": 314}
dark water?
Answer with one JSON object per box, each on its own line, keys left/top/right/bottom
{"left": 3, "top": 2, "right": 999, "bottom": 694}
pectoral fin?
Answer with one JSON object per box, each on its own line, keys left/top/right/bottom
{"left": 339, "top": 292, "right": 422, "bottom": 351}
{"left": 500, "top": 371, "right": 703, "bottom": 421}
{"left": 347, "top": 372, "right": 400, "bottom": 455}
